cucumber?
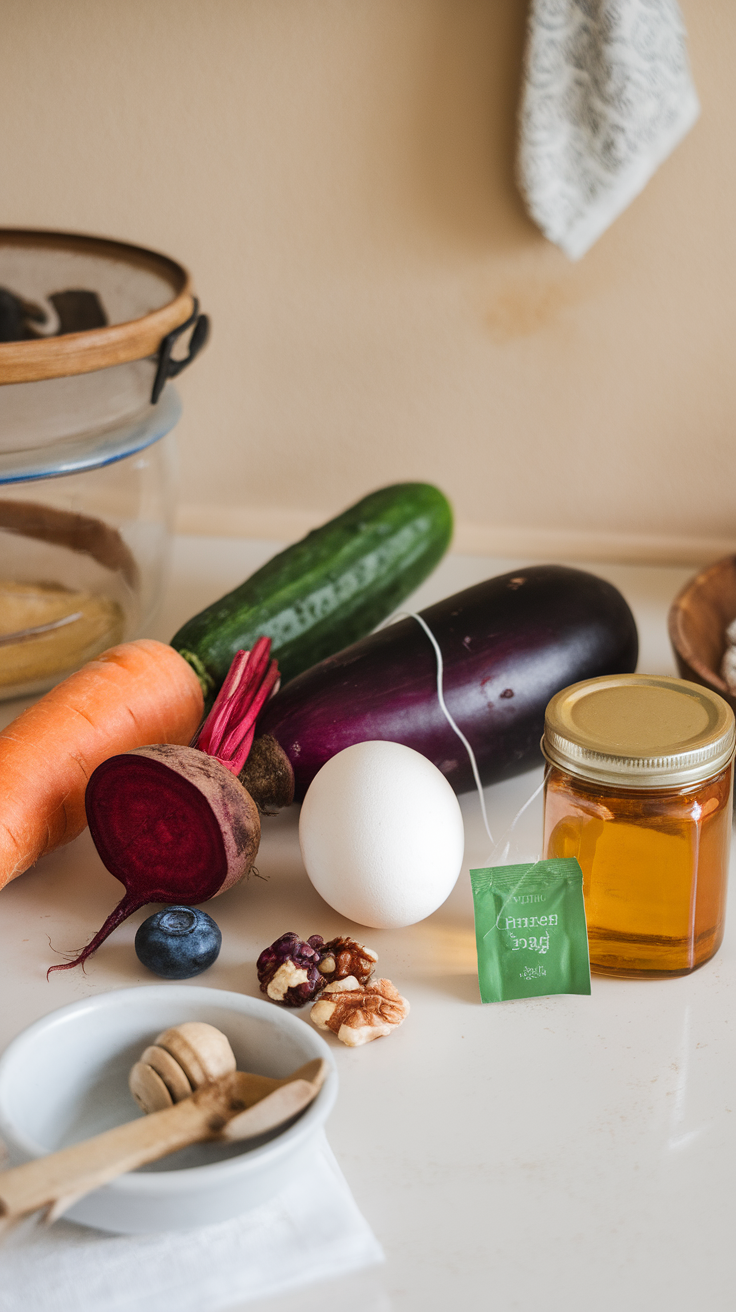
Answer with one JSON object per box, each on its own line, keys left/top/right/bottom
{"left": 171, "top": 483, "right": 453, "bottom": 698}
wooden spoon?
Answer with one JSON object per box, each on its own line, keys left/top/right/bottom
{"left": 0, "top": 1058, "right": 327, "bottom": 1231}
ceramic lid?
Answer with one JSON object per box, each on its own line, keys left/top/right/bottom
{"left": 543, "top": 674, "right": 736, "bottom": 788}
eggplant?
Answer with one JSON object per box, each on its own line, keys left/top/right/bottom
{"left": 252, "top": 564, "right": 638, "bottom": 800}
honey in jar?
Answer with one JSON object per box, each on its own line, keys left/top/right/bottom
{"left": 542, "top": 675, "right": 735, "bottom": 978}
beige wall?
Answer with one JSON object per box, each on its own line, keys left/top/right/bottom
{"left": 1, "top": 0, "right": 734, "bottom": 564}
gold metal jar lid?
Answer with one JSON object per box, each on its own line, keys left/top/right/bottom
{"left": 543, "top": 674, "right": 736, "bottom": 789}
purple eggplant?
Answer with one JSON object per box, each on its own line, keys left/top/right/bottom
{"left": 250, "top": 564, "right": 638, "bottom": 799}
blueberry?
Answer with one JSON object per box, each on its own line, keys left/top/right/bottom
{"left": 135, "top": 906, "right": 222, "bottom": 979}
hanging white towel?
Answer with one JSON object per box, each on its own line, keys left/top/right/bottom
{"left": 517, "top": 0, "right": 700, "bottom": 259}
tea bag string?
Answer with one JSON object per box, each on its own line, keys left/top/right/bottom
{"left": 489, "top": 778, "right": 545, "bottom": 868}
{"left": 390, "top": 611, "right": 545, "bottom": 868}
{"left": 389, "top": 611, "right": 494, "bottom": 849}
{"left": 388, "top": 617, "right": 547, "bottom": 940}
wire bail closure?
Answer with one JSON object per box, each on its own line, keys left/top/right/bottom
{"left": 151, "top": 298, "right": 210, "bottom": 404}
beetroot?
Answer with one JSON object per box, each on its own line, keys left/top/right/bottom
{"left": 49, "top": 640, "right": 278, "bottom": 974}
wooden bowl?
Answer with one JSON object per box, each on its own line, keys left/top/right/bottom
{"left": 668, "top": 556, "right": 736, "bottom": 714}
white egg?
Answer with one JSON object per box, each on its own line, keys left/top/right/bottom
{"left": 298, "top": 740, "right": 466, "bottom": 928}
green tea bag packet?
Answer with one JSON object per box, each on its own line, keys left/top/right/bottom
{"left": 470, "top": 858, "right": 591, "bottom": 1003}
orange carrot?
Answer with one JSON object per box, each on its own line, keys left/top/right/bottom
{"left": 0, "top": 639, "right": 204, "bottom": 892}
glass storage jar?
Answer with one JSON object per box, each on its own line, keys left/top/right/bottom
{"left": 542, "top": 674, "right": 735, "bottom": 978}
{"left": 0, "top": 230, "right": 208, "bottom": 700}
{"left": 0, "top": 394, "right": 179, "bottom": 699}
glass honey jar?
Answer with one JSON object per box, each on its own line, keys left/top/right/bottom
{"left": 542, "top": 675, "right": 735, "bottom": 978}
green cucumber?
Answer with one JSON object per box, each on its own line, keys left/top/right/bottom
{"left": 171, "top": 482, "right": 453, "bottom": 699}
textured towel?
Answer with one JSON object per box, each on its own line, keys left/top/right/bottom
{"left": 518, "top": 0, "right": 700, "bottom": 259}
{"left": 0, "top": 1136, "right": 383, "bottom": 1312}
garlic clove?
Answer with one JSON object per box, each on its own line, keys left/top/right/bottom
{"left": 154, "top": 1022, "right": 236, "bottom": 1087}
{"left": 140, "top": 1044, "right": 193, "bottom": 1103}
{"left": 129, "top": 1061, "right": 173, "bottom": 1113}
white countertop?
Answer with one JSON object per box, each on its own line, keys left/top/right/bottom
{"left": 2, "top": 541, "right": 731, "bottom": 1312}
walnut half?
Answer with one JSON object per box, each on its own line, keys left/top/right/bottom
{"left": 310, "top": 976, "right": 409, "bottom": 1047}
{"left": 256, "top": 932, "right": 325, "bottom": 1007}
{"left": 316, "top": 936, "right": 378, "bottom": 987}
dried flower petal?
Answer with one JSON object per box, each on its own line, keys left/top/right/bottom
{"left": 310, "top": 976, "right": 409, "bottom": 1047}
{"left": 256, "top": 931, "right": 326, "bottom": 1007}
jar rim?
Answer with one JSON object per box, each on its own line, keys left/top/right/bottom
{"left": 543, "top": 674, "right": 736, "bottom": 788}
{"left": 0, "top": 229, "right": 193, "bottom": 385}
{"left": 0, "top": 386, "right": 180, "bottom": 484}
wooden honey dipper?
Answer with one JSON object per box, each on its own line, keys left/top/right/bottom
{"left": 130, "top": 1021, "right": 248, "bottom": 1111}
{"left": 0, "top": 1022, "right": 327, "bottom": 1230}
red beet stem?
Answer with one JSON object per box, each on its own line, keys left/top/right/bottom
{"left": 220, "top": 639, "right": 271, "bottom": 730}
{"left": 199, "top": 648, "right": 251, "bottom": 741}
{"left": 224, "top": 725, "right": 256, "bottom": 776}
{"left": 217, "top": 659, "right": 280, "bottom": 774}
{"left": 194, "top": 648, "right": 251, "bottom": 753}
{"left": 196, "top": 638, "right": 277, "bottom": 772}
{"left": 196, "top": 641, "right": 269, "bottom": 755}
{"left": 47, "top": 891, "right": 147, "bottom": 977}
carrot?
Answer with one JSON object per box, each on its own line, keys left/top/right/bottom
{"left": 0, "top": 639, "right": 204, "bottom": 892}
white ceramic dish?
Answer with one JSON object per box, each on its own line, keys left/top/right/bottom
{"left": 0, "top": 985, "right": 337, "bottom": 1234}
